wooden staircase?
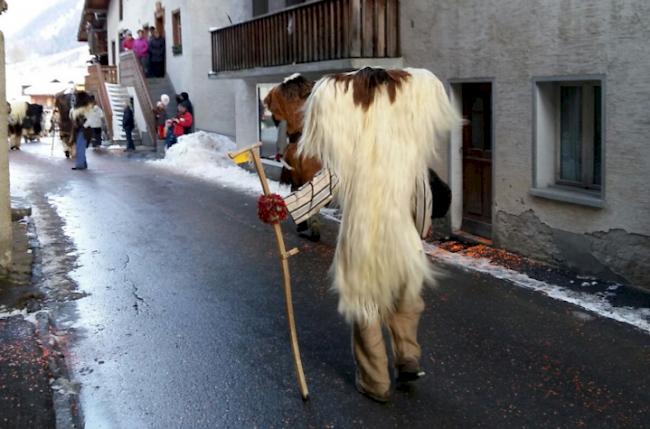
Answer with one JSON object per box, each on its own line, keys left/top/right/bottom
{"left": 104, "top": 82, "right": 142, "bottom": 145}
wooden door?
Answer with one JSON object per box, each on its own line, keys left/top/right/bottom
{"left": 155, "top": 11, "right": 165, "bottom": 38}
{"left": 462, "top": 83, "right": 493, "bottom": 238}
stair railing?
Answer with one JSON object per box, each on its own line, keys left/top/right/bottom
{"left": 90, "top": 65, "right": 115, "bottom": 140}
{"left": 118, "top": 51, "right": 158, "bottom": 150}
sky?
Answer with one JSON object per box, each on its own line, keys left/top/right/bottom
{"left": 0, "top": 0, "right": 72, "bottom": 38}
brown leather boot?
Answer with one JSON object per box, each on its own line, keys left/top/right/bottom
{"left": 395, "top": 359, "right": 425, "bottom": 383}
{"left": 355, "top": 373, "right": 391, "bottom": 404}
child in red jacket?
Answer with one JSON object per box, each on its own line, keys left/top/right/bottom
{"left": 165, "top": 104, "right": 193, "bottom": 149}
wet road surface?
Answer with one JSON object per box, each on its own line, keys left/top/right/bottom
{"left": 9, "top": 140, "right": 650, "bottom": 429}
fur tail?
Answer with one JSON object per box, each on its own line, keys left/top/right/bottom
{"left": 299, "top": 67, "right": 461, "bottom": 324}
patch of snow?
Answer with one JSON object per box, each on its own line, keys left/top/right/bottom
{"left": 0, "top": 307, "right": 28, "bottom": 319}
{"left": 51, "top": 377, "right": 81, "bottom": 396}
{"left": 23, "top": 311, "right": 47, "bottom": 326}
{"left": 321, "top": 208, "right": 341, "bottom": 223}
{"left": 423, "top": 244, "right": 650, "bottom": 334}
{"left": 148, "top": 131, "right": 291, "bottom": 197}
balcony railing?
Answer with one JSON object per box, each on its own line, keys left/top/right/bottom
{"left": 211, "top": 0, "right": 399, "bottom": 73}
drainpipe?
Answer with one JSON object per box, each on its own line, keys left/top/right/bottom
{"left": 0, "top": 30, "right": 12, "bottom": 274}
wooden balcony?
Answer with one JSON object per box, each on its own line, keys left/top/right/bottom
{"left": 211, "top": 0, "right": 400, "bottom": 76}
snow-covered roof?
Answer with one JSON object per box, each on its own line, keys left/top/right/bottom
{"left": 23, "top": 81, "right": 70, "bottom": 96}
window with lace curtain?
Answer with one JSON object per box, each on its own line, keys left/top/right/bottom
{"left": 558, "top": 83, "right": 602, "bottom": 188}
{"left": 533, "top": 76, "right": 605, "bottom": 207}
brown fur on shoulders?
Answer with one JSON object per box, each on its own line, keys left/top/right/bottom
{"left": 326, "top": 67, "right": 411, "bottom": 111}
{"left": 283, "top": 143, "right": 321, "bottom": 187}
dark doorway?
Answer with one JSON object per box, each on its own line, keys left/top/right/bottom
{"left": 461, "top": 83, "right": 493, "bottom": 238}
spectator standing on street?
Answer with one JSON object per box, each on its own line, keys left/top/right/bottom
{"left": 122, "top": 102, "right": 136, "bottom": 151}
{"left": 165, "top": 103, "right": 193, "bottom": 149}
{"left": 154, "top": 101, "right": 167, "bottom": 140}
{"left": 133, "top": 30, "right": 150, "bottom": 76}
{"left": 84, "top": 96, "right": 106, "bottom": 150}
{"left": 179, "top": 92, "right": 194, "bottom": 134}
{"left": 149, "top": 28, "right": 166, "bottom": 78}
{"left": 122, "top": 30, "right": 134, "bottom": 51}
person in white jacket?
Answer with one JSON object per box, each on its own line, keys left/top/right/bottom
{"left": 84, "top": 96, "right": 106, "bottom": 149}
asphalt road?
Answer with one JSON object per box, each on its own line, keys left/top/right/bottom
{"left": 9, "top": 140, "right": 650, "bottom": 429}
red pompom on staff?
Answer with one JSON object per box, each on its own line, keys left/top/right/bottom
{"left": 257, "top": 194, "right": 289, "bottom": 225}
{"left": 228, "top": 142, "right": 309, "bottom": 400}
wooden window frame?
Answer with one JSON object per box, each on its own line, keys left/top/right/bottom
{"left": 171, "top": 9, "right": 182, "bottom": 54}
{"left": 555, "top": 81, "right": 602, "bottom": 190}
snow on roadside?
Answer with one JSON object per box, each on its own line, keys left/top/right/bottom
{"left": 148, "top": 131, "right": 290, "bottom": 197}
{"left": 423, "top": 243, "right": 650, "bottom": 334}
{"left": 0, "top": 307, "right": 28, "bottom": 320}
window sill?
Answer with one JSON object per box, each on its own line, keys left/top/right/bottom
{"left": 530, "top": 186, "right": 604, "bottom": 208}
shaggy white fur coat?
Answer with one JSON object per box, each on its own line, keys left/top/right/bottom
{"left": 8, "top": 101, "right": 28, "bottom": 148}
{"left": 298, "top": 68, "right": 460, "bottom": 324}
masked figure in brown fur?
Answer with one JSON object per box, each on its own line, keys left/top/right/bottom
{"left": 263, "top": 74, "right": 323, "bottom": 241}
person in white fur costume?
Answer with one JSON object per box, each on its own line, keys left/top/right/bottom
{"left": 284, "top": 67, "right": 460, "bottom": 403}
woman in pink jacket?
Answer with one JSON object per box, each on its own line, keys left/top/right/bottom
{"left": 133, "top": 30, "right": 150, "bottom": 76}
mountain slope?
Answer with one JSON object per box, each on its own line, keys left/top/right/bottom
{"left": 5, "top": 0, "right": 85, "bottom": 62}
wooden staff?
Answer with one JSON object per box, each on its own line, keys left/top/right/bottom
{"left": 228, "top": 142, "right": 309, "bottom": 400}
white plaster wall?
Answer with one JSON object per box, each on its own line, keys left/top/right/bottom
{"left": 535, "top": 83, "right": 558, "bottom": 189}
{"left": 401, "top": 0, "right": 650, "bottom": 236}
{"left": 231, "top": 0, "right": 252, "bottom": 23}
{"left": 107, "top": 0, "right": 235, "bottom": 136}
{"left": 0, "top": 32, "right": 12, "bottom": 271}
{"left": 189, "top": 0, "right": 235, "bottom": 136}
{"left": 234, "top": 80, "right": 258, "bottom": 148}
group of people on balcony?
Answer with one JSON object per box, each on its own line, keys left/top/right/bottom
{"left": 122, "top": 27, "right": 165, "bottom": 78}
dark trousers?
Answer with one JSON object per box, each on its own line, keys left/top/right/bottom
{"left": 75, "top": 131, "right": 88, "bottom": 168}
{"left": 139, "top": 56, "right": 150, "bottom": 77}
{"left": 124, "top": 127, "right": 135, "bottom": 150}
{"left": 165, "top": 128, "right": 178, "bottom": 149}
{"left": 89, "top": 128, "right": 102, "bottom": 147}
{"left": 150, "top": 60, "right": 164, "bottom": 78}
